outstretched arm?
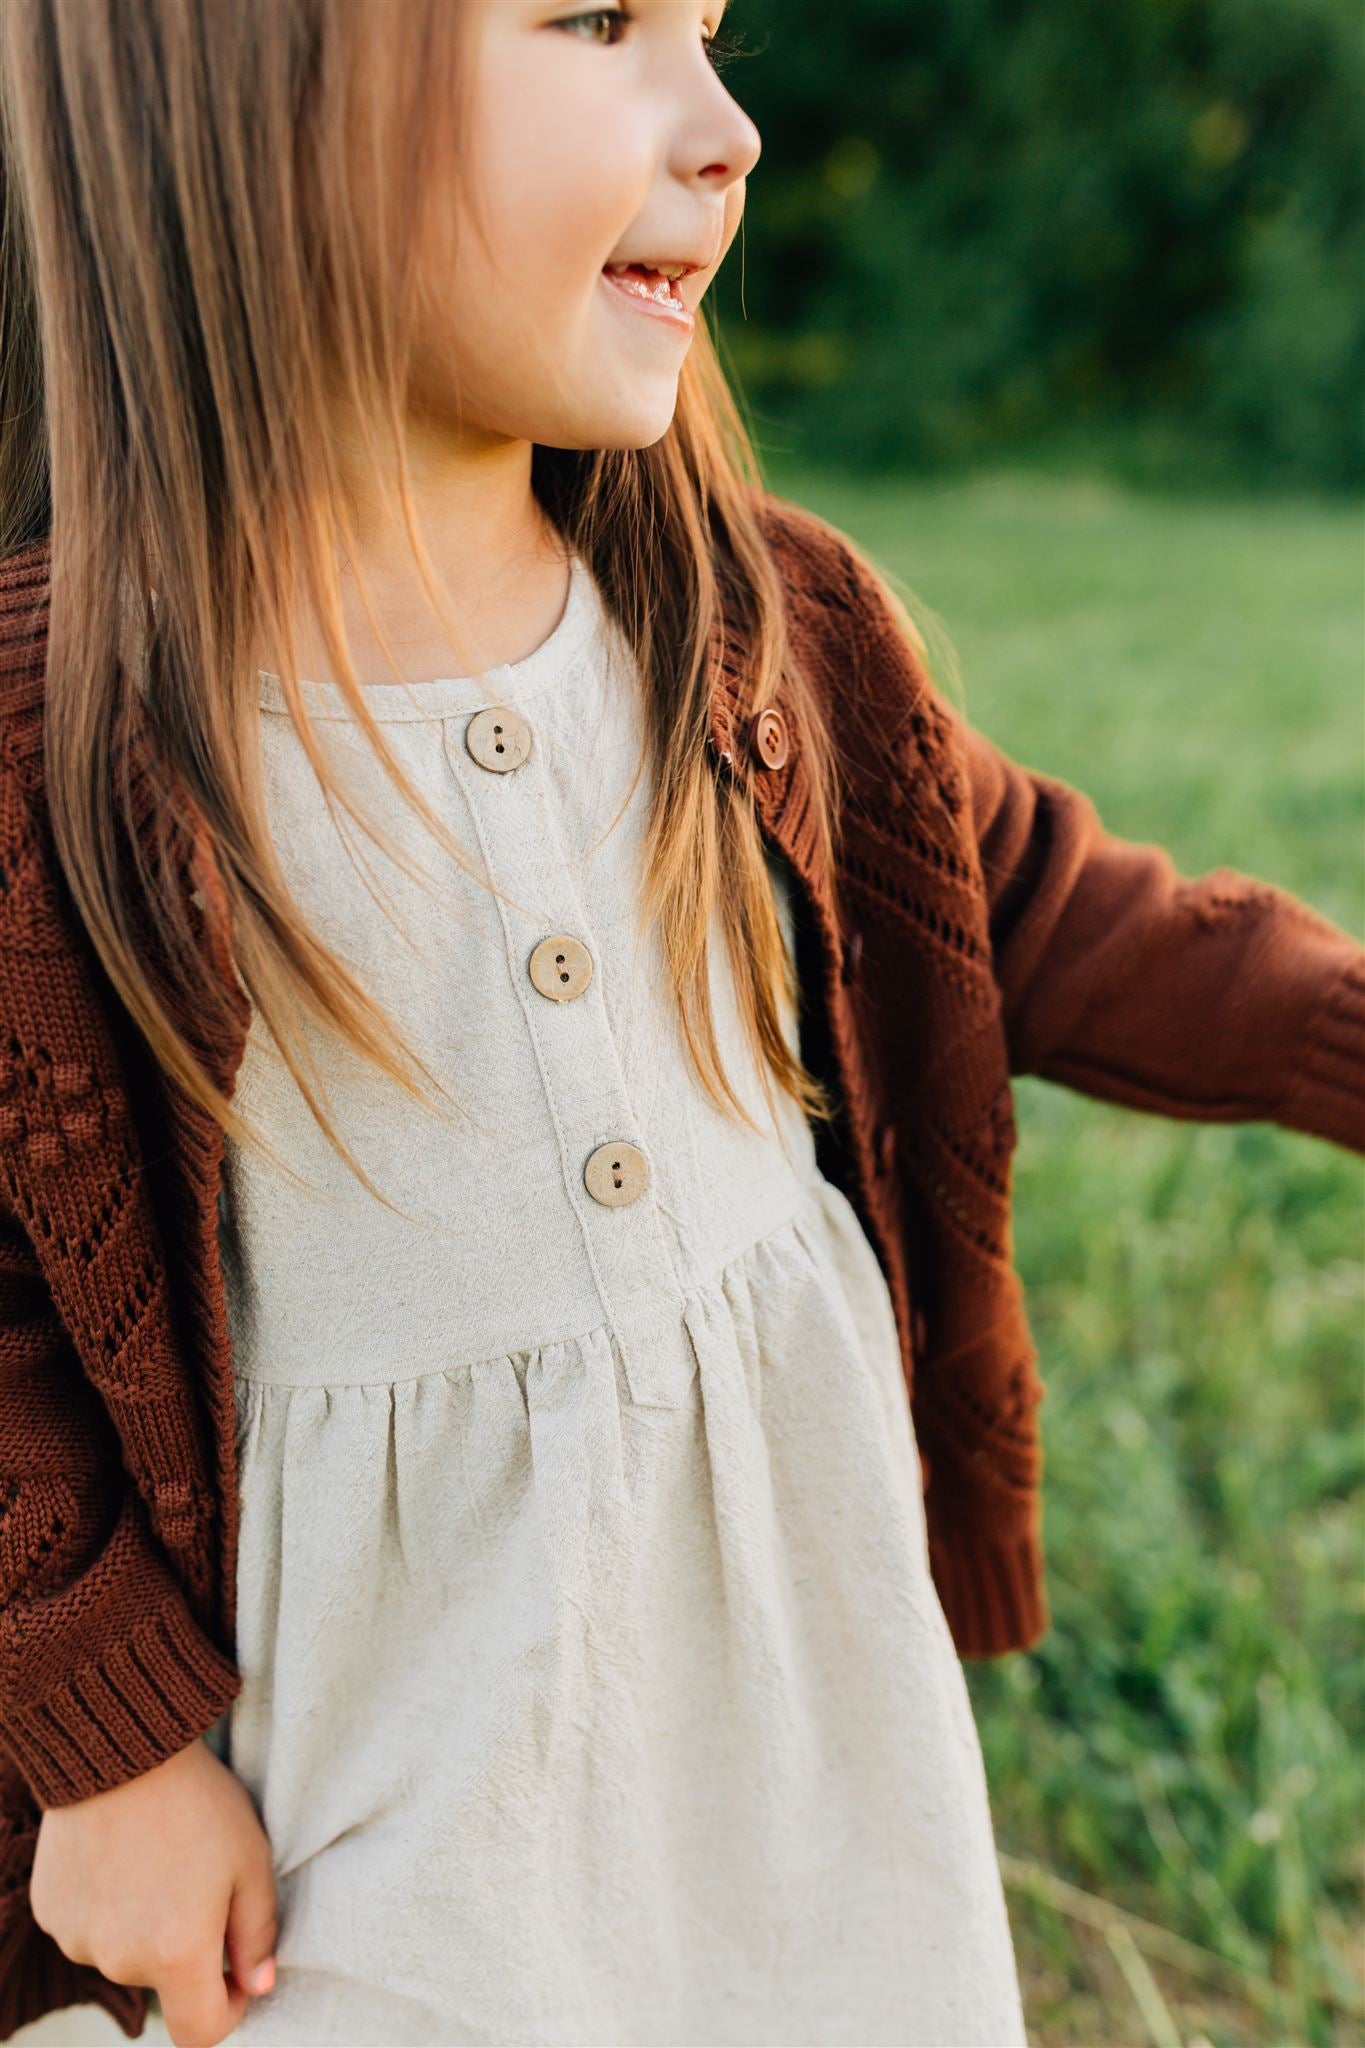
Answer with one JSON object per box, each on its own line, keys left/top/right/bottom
{"left": 957, "top": 714, "right": 1365, "bottom": 1153}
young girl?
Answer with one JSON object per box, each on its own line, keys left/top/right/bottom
{"left": 1, "top": 5, "right": 1359, "bottom": 2047}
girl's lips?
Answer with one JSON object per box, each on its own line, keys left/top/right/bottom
{"left": 599, "top": 265, "right": 695, "bottom": 335}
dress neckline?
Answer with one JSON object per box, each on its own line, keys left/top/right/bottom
{"left": 257, "top": 552, "right": 600, "bottom": 722}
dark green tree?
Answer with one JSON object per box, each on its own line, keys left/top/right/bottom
{"left": 711, "top": 0, "right": 1363, "bottom": 491}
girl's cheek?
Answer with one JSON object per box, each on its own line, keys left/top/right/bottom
{"left": 549, "top": 113, "right": 660, "bottom": 247}
{"left": 475, "top": 128, "right": 651, "bottom": 293}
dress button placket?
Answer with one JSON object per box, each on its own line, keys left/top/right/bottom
{"left": 445, "top": 707, "right": 689, "bottom": 1409}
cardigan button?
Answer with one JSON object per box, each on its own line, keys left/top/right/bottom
{"left": 750, "top": 707, "right": 789, "bottom": 772}
{"left": 841, "top": 927, "right": 863, "bottom": 986}
{"left": 875, "top": 1120, "right": 897, "bottom": 1176}
{"left": 911, "top": 1307, "right": 927, "bottom": 1354}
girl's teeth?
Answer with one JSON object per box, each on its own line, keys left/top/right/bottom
{"left": 605, "top": 263, "right": 681, "bottom": 305}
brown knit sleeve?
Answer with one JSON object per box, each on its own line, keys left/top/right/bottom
{"left": 0, "top": 1190, "right": 241, "bottom": 1812}
{"left": 956, "top": 715, "right": 1365, "bottom": 1154}
{"left": 768, "top": 490, "right": 1365, "bottom": 1157}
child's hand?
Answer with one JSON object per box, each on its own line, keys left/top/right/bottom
{"left": 28, "top": 1734, "right": 278, "bottom": 2048}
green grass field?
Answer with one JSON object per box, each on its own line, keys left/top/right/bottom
{"left": 767, "top": 459, "right": 1364, "bottom": 2047}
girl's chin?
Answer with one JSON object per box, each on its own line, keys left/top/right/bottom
{"left": 545, "top": 377, "right": 680, "bottom": 452}
{"left": 581, "top": 394, "right": 682, "bottom": 450}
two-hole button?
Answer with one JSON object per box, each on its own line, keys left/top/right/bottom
{"left": 584, "top": 1139, "right": 649, "bottom": 1209}
{"left": 465, "top": 704, "right": 533, "bottom": 773}
{"left": 528, "top": 934, "right": 593, "bottom": 1002}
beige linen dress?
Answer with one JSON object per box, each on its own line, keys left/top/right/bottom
{"left": 202, "top": 553, "right": 1029, "bottom": 2046}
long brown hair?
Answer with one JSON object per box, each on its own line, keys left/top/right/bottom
{"left": 0, "top": 0, "right": 926, "bottom": 1204}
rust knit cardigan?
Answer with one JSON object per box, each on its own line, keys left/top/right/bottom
{"left": 0, "top": 494, "right": 1362, "bottom": 2039}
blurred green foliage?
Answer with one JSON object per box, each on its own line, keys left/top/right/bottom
{"left": 711, "top": 0, "right": 1364, "bottom": 492}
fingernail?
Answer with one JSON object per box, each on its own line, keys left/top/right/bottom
{"left": 249, "top": 1959, "right": 276, "bottom": 1994}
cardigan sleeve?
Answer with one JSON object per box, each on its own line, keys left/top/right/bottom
{"left": 765, "top": 489, "right": 1364, "bottom": 1155}
{"left": 956, "top": 715, "right": 1365, "bottom": 1154}
{"left": 0, "top": 1199, "right": 242, "bottom": 1811}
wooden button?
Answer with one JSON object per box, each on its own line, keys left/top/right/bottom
{"left": 875, "top": 1120, "right": 897, "bottom": 1176}
{"left": 911, "top": 1307, "right": 927, "bottom": 1354}
{"left": 465, "top": 704, "right": 532, "bottom": 773}
{"left": 528, "top": 934, "right": 594, "bottom": 1002}
{"left": 583, "top": 1139, "right": 649, "bottom": 1209}
{"left": 751, "top": 707, "right": 789, "bottom": 771}
{"left": 841, "top": 926, "right": 863, "bottom": 986}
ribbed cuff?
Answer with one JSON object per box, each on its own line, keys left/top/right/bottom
{"left": 0, "top": 1601, "right": 242, "bottom": 1810}
{"left": 1277, "top": 950, "right": 1365, "bottom": 1155}
{"left": 926, "top": 1526, "right": 1050, "bottom": 1660}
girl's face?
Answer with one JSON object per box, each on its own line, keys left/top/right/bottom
{"left": 417, "top": 1, "right": 761, "bottom": 452}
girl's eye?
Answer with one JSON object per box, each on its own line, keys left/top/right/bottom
{"left": 555, "top": 6, "right": 632, "bottom": 49}
{"left": 554, "top": 8, "right": 750, "bottom": 75}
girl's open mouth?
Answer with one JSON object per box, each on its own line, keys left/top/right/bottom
{"left": 600, "top": 262, "right": 695, "bottom": 333}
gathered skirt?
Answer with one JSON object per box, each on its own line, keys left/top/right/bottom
{"left": 207, "top": 1172, "right": 1028, "bottom": 2048}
